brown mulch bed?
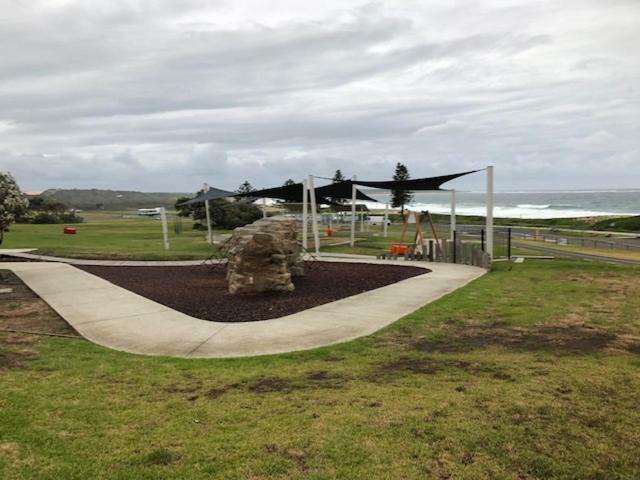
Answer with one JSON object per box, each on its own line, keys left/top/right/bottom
{"left": 78, "top": 262, "right": 428, "bottom": 322}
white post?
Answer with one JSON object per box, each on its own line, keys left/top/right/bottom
{"left": 350, "top": 175, "right": 357, "bottom": 247}
{"left": 486, "top": 166, "right": 494, "bottom": 259}
{"left": 308, "top": 175, "right": 320, "bottom": 255}
{"left": 160, "top": 207, "right": 170, "bottom": 250}
{"left": 302, "top": 179, "right": 308, "bottom": 250}
{"left": 262, "top": 197, "right": 267, "bottom": 218}
{"left": 203, "top": 183, "right": 212, "bottom": 244}
{"left": 450, "top": 189, "right": 456, "bottom": 240}
{"left": 383, "top": 200, "right": 389, "bottom": 238}
{"left": 360, "top": 210, "right": 364, "bottom": 232}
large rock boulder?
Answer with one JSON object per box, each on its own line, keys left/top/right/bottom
{"left": 224, "top": 217, "right": 303, "bottom": 294}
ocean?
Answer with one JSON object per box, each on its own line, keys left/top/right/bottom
{"left": 364, "top": 189, "right": 640, "bottom": 219}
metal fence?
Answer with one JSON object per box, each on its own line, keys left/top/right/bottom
{"left": 512, "top": 230, "right": 640, "bottom": 253}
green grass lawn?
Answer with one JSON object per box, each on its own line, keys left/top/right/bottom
{"left": 3, "top": 213, "right": 618, "bottom": 261}
{"left": 1, "top": 211, "right": 225, "bottom": 260}
{"left": 2, "top": 259, "right": 640, "bottom": 479}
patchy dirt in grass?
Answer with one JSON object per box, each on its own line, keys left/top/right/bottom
{"left": 0, "top": 343, "right": 37, "bottom": 370}
{"left": 263, "top": 445, "right": 310, "bottom": 473}
{"left": 372, "top": 356, "right": 514, "bottom": 381}
{"left": 205, "top": 383, "right": 241, "bottom": 400}
{"left": 78, "top": 262, "right": 427, "bottom": 322}
{"left": 0, "top": 442, "right": 20, "bottom": 461}
{"left": 246, "top": 377, "right": 299, "bottom": 394}
{"left": 412, "top": 323, "right": 640, "bottom": 356}
{"left": 132, "top": 448, "right": 181, "bottom": 467}
{"left": 0, "top": 270, "right": 81, "bottom": 370}
{"left": 162, "top": 370, "right": 351, "bottom": 402}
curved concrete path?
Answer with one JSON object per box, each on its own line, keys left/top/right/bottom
{"left": 4, "top": 258, "right": 485, "bottom": 358}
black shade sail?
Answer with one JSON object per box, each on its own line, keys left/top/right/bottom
{"left": 315, "top": 182, "right": 378, "bottom": 203}
{"left": 235, "top": 183, "right": 304, "bottom": 203}
{"left": 180, "top": 169, "right": 479, "bottom": 207}
{"left": 353, "top": 169, "right": 480, "bottom": 191}
{"left": 235, "top": 182, "right": 377, "bottom": 203}
{"left": 177, "top": 186, "right": 236, "bottom": 206}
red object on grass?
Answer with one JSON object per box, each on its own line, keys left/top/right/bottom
{"left": 326, "top": 227, "right": 335, "bottom": 237}
{"left": 390, "top": 244, "right": 408, "bottom": 255}
{"left": 63, "top": 227, "right": 77, "bottom": 235}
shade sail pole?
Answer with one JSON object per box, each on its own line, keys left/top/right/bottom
{"left": 486, "top": 166, "right": 494, "bottom": 259}
{"left": 262, "top": 197, "right": 267, "bottom": 218}
{"left": 302, "top": 179, "right": 308, "bottom": 250}
{"left": 308, "top": 175, "right": 320, "bottom": 255}
{"left": 450, "top": 189, "right": 456, "bottom": 240}
{"left": 160, "top": 207, "right": 170, "bottom": 250}
{"left": 383, "top": 196, "right": 389, "bottom": 238}
{"left": 203, "top": 183, "right": 212, "bottom": 244}
{"left": 350, "top": 175, "right": 357, "bottom": 247}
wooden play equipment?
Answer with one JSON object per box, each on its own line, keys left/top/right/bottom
{"left": 389, "top": 210, "right": 443, "bottom": 260}
{"left": 381, "top": 210, "right": 490, "bottom": 268}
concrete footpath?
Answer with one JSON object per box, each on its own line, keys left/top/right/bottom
{"left": 4, "top": 258, "right": 485, "bottom": 358}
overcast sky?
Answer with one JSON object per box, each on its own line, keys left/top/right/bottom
{"left": 1, "top": 0, "right": 638, "bottom": 193}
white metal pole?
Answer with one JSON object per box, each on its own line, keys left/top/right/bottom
{"left": 350, "top": 175, "right": 357, "bottom": 247}
{"left": 203, "top": 183, "right": 212, "bottom": 244}
{"left": 450, "top": 189, "right": 456, "bottom": 240}
{"left": 383, "top": 200, "right": 389, "bottom": 238}
{"left": 262, "top": 197, "right": 267, "bottom": 218}
{"left": 486, "top": 166, "right": 494, "bottom": 259}
{"left": 308, "top": 175, "right": 320, "bottom": 255}
{"left": 302, "top": 179, "right": 308, "bottom": 250}
{"left": 160, "top": 207, "right": 170, "bottom": 250}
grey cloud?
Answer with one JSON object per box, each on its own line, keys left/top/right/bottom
{"left": 1, "top": 0, "right": 639, "bottom": 192}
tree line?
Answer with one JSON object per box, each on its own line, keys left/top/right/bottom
{"left": 0, "top": 163, "right": 415, "bottom": 244}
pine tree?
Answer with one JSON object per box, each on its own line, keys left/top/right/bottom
{"left": 281, "top": 179, "right": 298, "bottom": 206}
{"left": 390, "top": 163, "right": 413, "bottom": 213}
{"left": 236, "top": 180, "right": 256, "bottom": 195}
{"left": 330, "top": 169, "right": 346, "bottom": 204}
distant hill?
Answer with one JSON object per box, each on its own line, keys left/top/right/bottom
{"left": 38, "top": 189, "right": 190, "bottom": 210}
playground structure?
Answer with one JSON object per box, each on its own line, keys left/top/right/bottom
{"left": 179, "top": 167, "right": 496, "bottom": 268}
{"left": 294, "top": 168, "right": 495, "bottom": 268}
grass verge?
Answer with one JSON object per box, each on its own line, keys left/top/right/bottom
{"left": 1, "top": 259, "right": 640, "bottom": 478}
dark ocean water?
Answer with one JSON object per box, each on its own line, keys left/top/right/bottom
{"left": 365, "top": 189, "right": 640, "bottom": 219}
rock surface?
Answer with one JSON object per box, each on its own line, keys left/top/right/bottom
{"left": 224, "top": 217, "right": 303, "bottom": 294}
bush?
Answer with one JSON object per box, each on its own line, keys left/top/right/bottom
{"left": 31, "top": 212, "right": 62, "bottom": 224}
{"left": 591, "top": 216, "right": 640, "bottom": 233}
{"left": 212, "top": 200, "right": 262, "bottom": 230}
{"left": 178, "top": 195, "right": 263, "bottom": 230}
{"left": 0, "top": 171, "right": 29, "bottom": 245}
{"left": 59, "top": 212, "right": 84, "bottom": 223}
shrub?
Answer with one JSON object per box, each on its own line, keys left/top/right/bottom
{"left": 212, "top": 200, "right": 262, "bottom": 229}
{"left": 0, "top": 172, "right": 29, "bottom": 244}
{"left": 31, "top": 212, "right": 62, "bottom": 224}
{"left": 59, "top": 212, "right": 84, "bottom": 223}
